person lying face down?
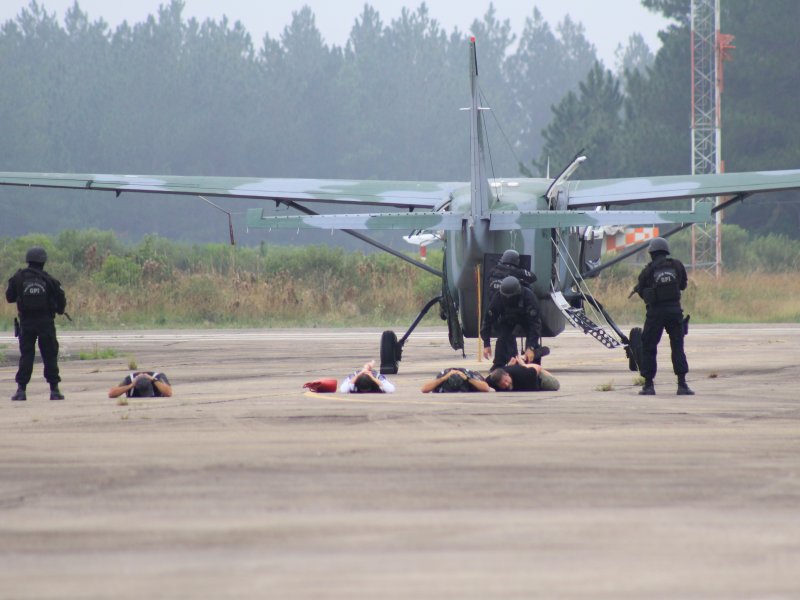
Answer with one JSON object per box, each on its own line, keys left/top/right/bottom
{"left": 421, "top": 368, "right": 492, "bottom": 393}
{"left": 108, "top": 371, "right": 173, "bottom": 398}
{"left": 339, "top": 360, "right": 396, "bottom": 393}
{"left": 485, "top": 357, "right": 559, "bottom": 392}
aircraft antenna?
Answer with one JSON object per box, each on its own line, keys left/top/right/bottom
{"left": 479, "top": 96, "right": 500, "bottom": 194}
{"left": 478, "top": 85, "right": 525, "bottom": 170}
{"left": 690, "top": 0, "right": 734, "bottom": 277}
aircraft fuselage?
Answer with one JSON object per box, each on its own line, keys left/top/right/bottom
{"left": 445, "top": 181, "right": 568, "bottom": 338}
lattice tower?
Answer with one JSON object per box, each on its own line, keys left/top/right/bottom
{"left": 690, "top": 0, "right": 722, "bottom": 276}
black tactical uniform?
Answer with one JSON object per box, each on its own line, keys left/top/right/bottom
{"left": 5, "top": 247, "right": 67, "bottom": 401}
{"left": 481, "top": 276, "right": 543, "bottom": 370}
{"left": 487, "top": 249, "right": 537, "bottom": 300}
{"left": 635, "top": 238, "right": 693, "bottom": 396}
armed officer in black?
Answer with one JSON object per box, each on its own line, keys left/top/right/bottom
{"left": 486, "top": 249, "right": 536, "bottom": 300}
{"left": 6, "top": 247, "right": 67, "bottom": 401}
{"left": 481, "top": 275, "right": 544, "bottom": 371}
{"left": 635, "top": 237, "right": 693, "bottom": 396}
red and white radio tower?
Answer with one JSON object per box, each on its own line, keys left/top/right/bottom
{"left": 690, "top": 0, "right": 734, "bottom": 277}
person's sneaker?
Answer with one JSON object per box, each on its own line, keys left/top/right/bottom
{"left": 639, "top": 382, "right": 655, "bottom": 396}
{"left": 49, "top": 388, "right": 65, "bottom": 401}
{"left": 677, "top": 383, "right": 695, "bottom": 396}
{"left": 11, "top": 387, "right": 26, "bottom": 401}
{"left": 533, "top": 346, "right": 551, "bottom": 361}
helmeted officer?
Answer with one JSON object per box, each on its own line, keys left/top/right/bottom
{"left": 487, "top": 249, "right": 536, "bottom": 300}
{"left": 481, "top": 275, "right": 545, "bottom": 370}
{"left": 635, "top": 237, "right": 693, "bottom": 396}
{"left": 5, "top": 247, "right": 67, "bottom": 401}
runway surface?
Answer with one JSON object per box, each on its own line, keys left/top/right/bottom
{"left": 1, "top": 325, "right": 799, "bottom": 598}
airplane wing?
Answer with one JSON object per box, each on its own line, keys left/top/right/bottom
{"left": 564, "top": 170, "right": 800, "bottom": 208}
{"left": 4, "top": 169, "right": 800, "bottom": 232}
{"left": 0, "top": 172, "right": 465, "bottom": 210}
{"left": 485, "top": 169, "right": 800, "bottom": 230}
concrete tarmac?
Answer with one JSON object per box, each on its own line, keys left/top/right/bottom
{"left": 1, "top": 325, "right": 799, "bottom": 599}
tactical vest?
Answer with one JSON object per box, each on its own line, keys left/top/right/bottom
{"left": 501, "top": 294, "right": 527, "bottom": 321}
{"left": 488, "top": 263, "right": 536, "bottom": 297}
{"left": 18, "top": 269, "right": 50, "bottom": 313}
{"left": 650, "top": 259, "right": 681, "bottom": 303}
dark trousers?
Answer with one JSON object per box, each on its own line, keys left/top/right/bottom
{"left": 491, "top": 326, "right": 519, "bottom": 370}
{"left": 16, "top": 316, "right": 60, "bottom": 387}
{"left": 640, "top": 305, "right": 688, "bottom": 381}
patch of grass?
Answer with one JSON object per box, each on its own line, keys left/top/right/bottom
{"left": 78, "top": 345, "right": 120, "bottom": 360}
{"left": 708, "top": 372, "right": 719, "bottom": 378}
{"left": 633, "top": 375, "right": 646, "bottom": 386}
{"left": 3, "top": 230, "right": 800, "bottom": 329}
{"left": 127, "top": 357, "right": 138, "bottom": 370}
{"left": 116, "top": 397, "right": 129, "bottom": 406}
{"left": 596, "top": 381, "right": 615, "bottom": 392}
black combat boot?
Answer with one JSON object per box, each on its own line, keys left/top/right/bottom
{"left": 676, "top": 376, "right": 694, "bottom": 396}
{"left": 49, "top": 385, "right": 65, "bottom": 401}
{"left": 11, "top": 386, "right": 27, "bottom": 401}
{"left": 532, "top": 346, "right": 550, "bottom": 363}
{"left": 639, "top": 379, "right": 655, "bottom": 396}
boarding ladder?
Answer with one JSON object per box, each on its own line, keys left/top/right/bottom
{"left": 550, "top": 290, "right": 622, "bottom": 349}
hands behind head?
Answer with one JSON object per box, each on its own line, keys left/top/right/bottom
{"left": 357, "top": 361, "right": 379, "bottom": 379}
{"left": 507, "top": 355, "right": 541, "bottom": 372}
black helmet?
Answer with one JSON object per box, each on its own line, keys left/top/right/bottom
{"left": 25, "top": 246, "right": 48, "bottom": 264}
{"left": 500, "top": 249, "right": 520, "bottom": 266}
{"left": 648, "top": 237, "right": 670, "bottom": 255}
{"left": 499, "top": 275, "right": 521, "bottom": 297}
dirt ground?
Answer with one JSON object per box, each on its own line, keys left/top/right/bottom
{"left": 1, "top": 324, "right": 799, "bottom": 599}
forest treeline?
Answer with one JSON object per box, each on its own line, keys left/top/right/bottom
{"left": 1, "top": 0, "right": 798, "bottom": 244}
{"left": 2, "top": 228, "right": 799, "bottom": 330}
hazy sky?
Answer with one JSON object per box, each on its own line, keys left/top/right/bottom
{"left": 0, "top": 1, "right": 672, "bottom": 66}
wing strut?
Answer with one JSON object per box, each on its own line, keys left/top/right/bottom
{"left": 199, "top": 196, "right": 236, "bottom": 245}
{"left": 582, "top": 193, "right": 749, "bottom": 278}
{"left": 280, "top": 200, "right": 443, "bottom": 278}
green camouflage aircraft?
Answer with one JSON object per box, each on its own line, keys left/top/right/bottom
{"left": 3, "top": 39, "right": 800, "bottom": 372}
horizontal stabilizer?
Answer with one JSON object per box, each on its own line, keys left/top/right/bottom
{"left": 489, "top": 202, "right": 712, "bottom": 230}
{"left": 247, "top": 209, "right": 466, "bottom": 231}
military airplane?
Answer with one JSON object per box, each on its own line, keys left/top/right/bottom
{"left": 3, "top": 38, "right": 800, "bottom": 373}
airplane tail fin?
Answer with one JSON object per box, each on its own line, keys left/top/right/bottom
{"left": 468, "top": 38, "right": 491, "bottom": 221}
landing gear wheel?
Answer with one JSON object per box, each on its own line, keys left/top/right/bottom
{"left": 627, "top": 326, "right": 643, "bottom": 373}
{"left": 380, "top": 330, "right": 401, "bottom": 375}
